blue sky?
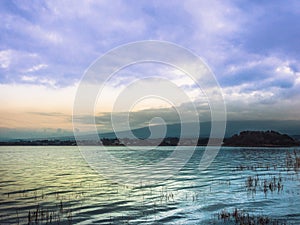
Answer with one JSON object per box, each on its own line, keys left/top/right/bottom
{"left": 0, "top": 0, "right": 300, "bottom": 138}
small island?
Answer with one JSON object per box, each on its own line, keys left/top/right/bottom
{"left": 223, "top": 130, "right": 300, "bottom": 147}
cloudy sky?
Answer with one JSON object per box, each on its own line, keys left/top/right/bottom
{"left": 0, "top": 0, "right": 300, "bottom": 139}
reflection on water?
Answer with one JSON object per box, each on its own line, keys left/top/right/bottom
{"left": 0, "top": 146, "right": 300, "bottom": 224}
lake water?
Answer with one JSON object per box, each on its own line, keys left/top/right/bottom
{"left": 1, "top": 146, "right": 300, "bottom": 224}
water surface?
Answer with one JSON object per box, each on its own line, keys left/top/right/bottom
{"left": 1, "top": 146, "right": 300, "bottom": 224}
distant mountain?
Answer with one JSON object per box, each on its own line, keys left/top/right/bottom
{"left": 98, "top": 120, "right": 300, "bottom": 140}
{"left": 292, "top": 135, "right": 300, "bottom": 141}
{"left": 0, "top": 127, "right": 74, "bottom": 141}
{"left": 1, "top": 120, "right": 300, "bottom": 141}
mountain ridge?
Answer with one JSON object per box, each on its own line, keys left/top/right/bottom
{"left": 1, "top": 120, "right": 300, "bottom": 141}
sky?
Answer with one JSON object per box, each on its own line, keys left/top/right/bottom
{"left": 0, "top": 0, "right": 300, "bottom": 139}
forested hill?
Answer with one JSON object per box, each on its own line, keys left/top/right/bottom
{"left": 223, "top": 130, "right": 300, "bottom": 147}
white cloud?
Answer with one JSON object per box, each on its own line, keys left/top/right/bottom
{"left": 39, "top": 78, "right": 57, "bottom": 87}
{"left": 0, "top": 50, "right": 12, "bottom": 69}
{"left": 20, "top": 75, "right": 38, "bottom": 82}
{"left": 0, "top": 49, "right": 43, "bottom": 77}
{"left": 25, "top": 24, "right": 64, "bottom": 45}
{"left": 20, "top": 75, "right": 57, "bottom": 87}
{"left": 184, "top": 0, "right": 243, "bottom": 36}
{"left": 275, "top": 65, "right": 294, "bottom": 75}
{"left": 24, "top": 64, "right": 48, "bottom": 73}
